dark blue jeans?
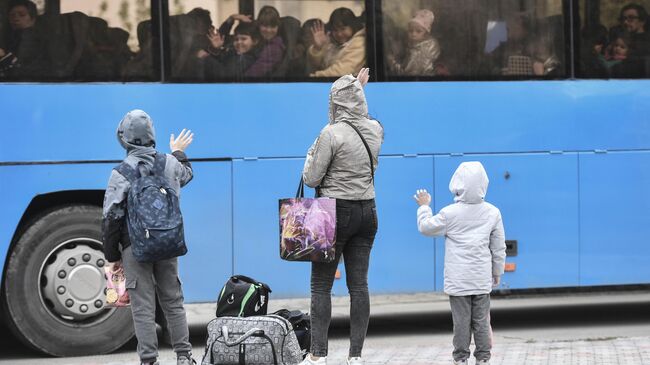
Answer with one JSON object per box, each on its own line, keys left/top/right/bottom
{"left": 310, "top": 199, "right": 378, "bottom": 358}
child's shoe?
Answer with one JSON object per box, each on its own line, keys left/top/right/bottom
{"left": 347, "top": 357, "right": 364, "bottom": 365}
{"left": 299, "top": 354, "right": 327, "bottom": 365}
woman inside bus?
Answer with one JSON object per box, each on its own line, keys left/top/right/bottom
{"left": 301, "top": 68, "right": 383, "bottom": 365}
{"left": 0, "top": 0, "right": 49, "bottom": 78}
{"left": 307, "top": 7, "right": 366, "bottom": 77}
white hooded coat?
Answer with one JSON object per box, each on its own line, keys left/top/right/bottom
{"left": 417, "top": 161, "right": 506, "bottom": 296}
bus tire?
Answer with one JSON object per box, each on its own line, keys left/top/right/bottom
{"left": 1, "top": 204, "right": 134, "bottom": 356}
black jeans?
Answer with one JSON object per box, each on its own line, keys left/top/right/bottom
{"left": 310, "top": 199, "right": 378, "bottom": 358}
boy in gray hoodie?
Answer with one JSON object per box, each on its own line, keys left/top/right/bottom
{"left": 414, "top": 161, "right": 506, "bottom": 365}
{"left": 103, "top": 110, "right": 195, "bottom": 365}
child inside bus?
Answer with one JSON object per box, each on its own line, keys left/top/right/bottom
{"left": 599, "top": 32, "right": 633, "bottom": 72}
{"left": 103, "top": 110, "right": 195, "bottom": 365}
{"left": 245, "top": 5, "right": 286, "bottom": 77}
{"left": 308, "top": 8, "right": 366, "bottom": 77}
{"left": 388, "top": 9, "right": 441, "bottom": 76}
{"left": 414, "top": 161, "right": 506, "bottom": 365}
{"left": 201, "top": 20, "right": 260, "bottom": 80}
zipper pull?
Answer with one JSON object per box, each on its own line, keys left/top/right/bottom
{"left": 160, "top": 187, "right": 167, "bottom": 195}
{"left": 145, "top": 229, "right": 150, "bottom": 239}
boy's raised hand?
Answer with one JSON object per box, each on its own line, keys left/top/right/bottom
{"left": 170, "top": 129, "right": 194, "bottom": 152}
{"left": 414, "top": 189, "right": 431, "bottom": 206}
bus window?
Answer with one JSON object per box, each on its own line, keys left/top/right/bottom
{"left": 578, "top": 0, "right": 650, "bottom": 79}
{"left": 382, "top": 0, "right": 567, "bottom": 80}
{"left": 168, "top": 0, "right": 365, "bottom": 82}
{"left": 0, "top": 0, "right": 155, "bottom": 82}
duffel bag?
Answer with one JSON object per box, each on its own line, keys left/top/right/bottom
{"left": 201, "top": 315, "right": 303, "bottom": 365}
{"left": 216, "top": 275, "right": 271, "bottom": 317}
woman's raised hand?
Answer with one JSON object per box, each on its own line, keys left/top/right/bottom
{"left": 356, "top": 67, "right": 370, "bottom": 87}
{"left": 207, "top": 27, "right": 225, "bottom": 49}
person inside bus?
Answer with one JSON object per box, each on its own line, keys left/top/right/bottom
{"left": 600, "top": 32, "right": 644, "bottom": 78}
{"left": 103, "top": 110, "right": 195, "bottom": 365}
{"left": 579, "top": 24, "right": 609, "bottom": 78}
{"left": 414, "top": 162, "right": 506, "bottom": 365}
{"left": 0, "top": 0, "right": 49, "bottom": 78}
{"left": 486, "top": 13, "right": 534, "bottom": 75}
{"left": 615, "top": 3, "right": 649, "bottom": 56}
{"left": 244, "top": 5, "right": 285, "bottom": 77}
{"left": 288, "top": 18, "right": 320, "bottom": 76}
{"left": 300, "top": 68, "right": 383, "bottom": 365}
{"left": 528, "top": 35, "right": 561, "bottom": 77}
{"left": 200, "top": 20, "right": 260, "bottom": 80}
{"left": 387, "top": 9, "right": 441, "bottom": 76}
{"left": 307, "top": 8, "right": 366, "bottom": 77}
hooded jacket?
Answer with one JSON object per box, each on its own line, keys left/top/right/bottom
{"left": 417, "top": 162, "right": 506, "bottom": 296}
{"left": 102, "top": 110, "right": 193, "bottom": 262}
{"left": 302, "top": 74, "right": 383, "bottom": 200}
{"left": 391, "top": 37, "right": 441, "bottom": 76}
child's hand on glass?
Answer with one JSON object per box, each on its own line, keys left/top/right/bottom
{"left": 311, "top": 20, "right": 330, "bottom": 50}
{"left": 414, "top": 189, "right": 431, "bottom": 206}
{"left": 170, "top": 129, "right": 194, "bottom": 152}
{"left": 356, "top": 67, "right": 370, "bottom": 87}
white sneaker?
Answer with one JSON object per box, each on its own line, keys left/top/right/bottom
{"left": 476, "top": 360, "right": 490, "bottom": 365}
{"left": 299, "top": 354, "right": 327, "bottom": 365}
{"left": 347, "top": 357, "right": 363, "bottom": 365}
{"left": 452, "top": 360, "right": 467, "bottom": 365}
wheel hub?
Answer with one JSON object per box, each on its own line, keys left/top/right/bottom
{"left": 41, "top": 239, "right": 108, "bottom": 321}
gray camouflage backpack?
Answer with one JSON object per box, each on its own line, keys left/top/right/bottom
{"left": 115, "top": 152, "right": 187, "bottom": 263}
{"left": 201, "top": 315, "right": 303, "bottom": 365}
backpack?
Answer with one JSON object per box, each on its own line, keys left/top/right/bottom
{"left": 273, "top": 309, "right": 310, "bottom": 354}
{"left": 201, "top": 315, "right": 303, "bottom": 365}
{"left": 216, "top": 275, "right": 271, "bottom": 317}
{"left": 115, "top": 153, "right": 187, "bottom": 263}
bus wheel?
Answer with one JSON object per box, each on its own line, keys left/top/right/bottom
{"left": 2, "top": 205, "right": 134, "bottom": 356}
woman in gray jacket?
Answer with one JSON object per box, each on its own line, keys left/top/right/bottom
{"left": 300, "top": 68, "right": 384, "bottom": 365}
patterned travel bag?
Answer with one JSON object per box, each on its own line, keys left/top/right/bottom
{"left": 201, "top": 315, "right": 303, "bottom": 365}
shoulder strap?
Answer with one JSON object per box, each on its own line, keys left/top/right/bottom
{"left": 152, "top": 152, "right": 167, "bottom": 177}
{"left": 340, "top": 120, "right": 375, "bottom": 183}
{"left": 114, "top": 162, "right": 139, "bottom": 183}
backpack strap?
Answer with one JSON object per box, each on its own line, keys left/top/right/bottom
{"left": 340, "top": 120, "right": 375, "bottom": 184}
{"left": 152, "top": 152, "right": 167, "bottom": 177}
{"left": 114, "top": 162, "right": 139, "bottom": 183}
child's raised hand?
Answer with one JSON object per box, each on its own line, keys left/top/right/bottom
{"left": 170, "top": 129, "right": 194, "bottom": 152}
{"left": 414, "top": 189, "right": 431, "bottom": 206}
{"left": 311, "top": 21, "right": 329, "bottom": 50}
{"left": 230, "top": 14, "right": 253, "bottom": 23}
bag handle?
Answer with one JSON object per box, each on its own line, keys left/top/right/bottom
{"left": 296, "top": 177, "right": 305, "bottom": 198}
{"left": 221, "top": 326, "right": 278, "bottom": 365}
{"left": 340, "top": 120, "right": 375, "bottom": 184}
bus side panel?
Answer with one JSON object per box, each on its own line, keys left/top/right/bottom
{"left": 433, "top": 153, "right": 580, "bottom": 290}
{"left": 232, "top": 158, "right": 311, "bottom": 298}
{"left": 232, "top": 156, "right": 436, "bottom": 297}
{"left": 3, "top": 81, "right": 650, "bottom": 163}
{"left": 368, "top": 156, "right": 435, "bottom": 293}
{"left": 177, "top": 161, "right": 233, "bottom": 302}
{"left": 579, "top": 151, "right": 650, "bottom": 285}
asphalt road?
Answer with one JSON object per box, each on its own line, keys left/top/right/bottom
{"left": 1, "top": 292, "right": 649, "bottom": 364}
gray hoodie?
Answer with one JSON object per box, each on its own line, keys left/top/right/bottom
{"left": 302, "top": 75, "right": 384, "bottom": 200}
{"left": 417, "top": 162, "right": 507, "bottom": 296}
{"left": 102, "top": 110, "right": 193, "bottom": 262}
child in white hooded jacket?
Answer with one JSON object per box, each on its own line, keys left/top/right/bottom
{"left": 414, "top": 161, "right": 506, "bottom": 365}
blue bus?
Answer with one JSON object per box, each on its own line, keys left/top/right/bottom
{"left": 1, "top": 0, "right": 649, "bottom": 357}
